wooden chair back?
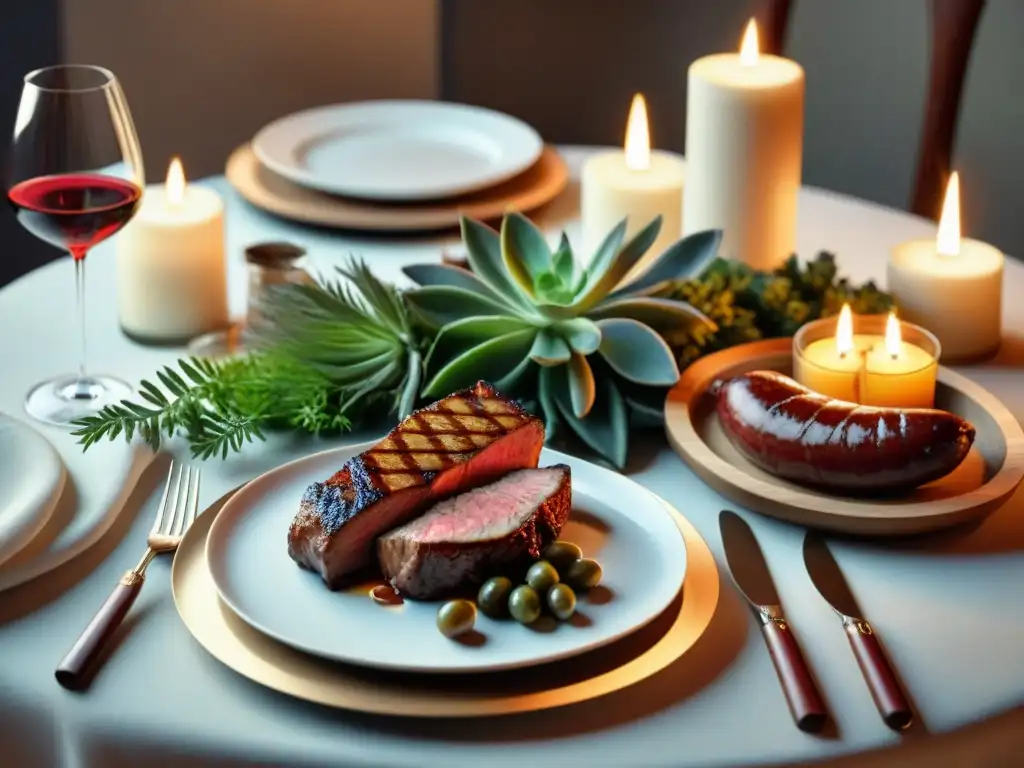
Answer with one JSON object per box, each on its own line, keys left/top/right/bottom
{"left": 756, "top": 0, "right": 986, "bottom": 219}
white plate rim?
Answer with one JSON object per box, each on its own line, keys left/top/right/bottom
{"left": 205, "top": 441, "right": 688, "bottom": 674}
{"left": 252, "top": 100, "right": 543, "bottom": 201}
{"left": 0, "top": 413, "right": 67, "bottom": 570}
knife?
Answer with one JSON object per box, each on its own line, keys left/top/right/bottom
{"left": 803, "top": 533, "right": 913, "bottom": 730}
{"left": 719, "top": 510, "right": 828, "bottom": 733}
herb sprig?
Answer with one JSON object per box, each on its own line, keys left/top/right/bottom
{"left": 72, "top": 259, "right": 423, "bottom": 459}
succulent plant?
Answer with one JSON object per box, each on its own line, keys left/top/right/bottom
{"left": 403, "top": 213, "right": 722, "bottom": 468}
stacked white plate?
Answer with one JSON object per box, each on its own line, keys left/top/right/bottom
{"left": 227, "top": 100, "right": 569, "bottom": 232}
{"left": 0, "top": 413, "right": 66, "bottom": 572}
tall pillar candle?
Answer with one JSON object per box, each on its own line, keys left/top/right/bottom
{"left": 116, "top": 157, "right": 229, "bottom": 344}
{"left": 683, "top": 19, "right": 804, "bottom": 271}
{"left": 581, "top": 93, "right": 685, "bottom": 279}
{"left": 888, "top": 172, "right": 1003, "bottom": 362}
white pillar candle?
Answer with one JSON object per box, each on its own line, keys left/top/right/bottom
{"left": 581, "top": 94, "right": 685, "bottom": 278}
{"left": 683, "top": 19, "right": 804, "bottom": 271}
{"left": 116, "top": 157, "right": 229, "bottom": 344}
{"left": 888, "top": 172, "right": 1003, "bottom": 362}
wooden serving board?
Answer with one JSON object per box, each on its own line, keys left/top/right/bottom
{"left": 226, "top": 143, "right": 568, "bottom": 232}
{"left": 665, "top": 339, "right": 1024, "bottom": 536}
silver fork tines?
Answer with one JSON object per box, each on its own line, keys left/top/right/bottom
{"left": 148, "top": 462, "right": 201, "bottom": 551}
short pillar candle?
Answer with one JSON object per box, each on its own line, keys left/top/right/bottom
{"left": 581, "top": 93, "right": 685, "bottom": 279}
{"left": 888, "top": 172, "right": 1003, "bottom": 362}
{"left": 116, "top": 157, "right": 228, "bottom": 344}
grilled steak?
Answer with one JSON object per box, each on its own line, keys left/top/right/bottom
{"left": 288, "top": 381, "right": 544, "bottom": 588}
{"left": 377, "top": 465, "right": 571, "bottom": 600}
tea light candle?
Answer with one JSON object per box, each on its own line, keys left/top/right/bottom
{"left": 116, "top": 157, "right": 229, "bottom": 344}
{"left": 683, "top": 19, "right": 804, "bottom": 271}
{"left": 888, "top": 172, "right": 1003, "bottom": 361}
{"left": 581, "top": 93, "right": 685, "bottom": 278}
{"left": 794, "top": 306, "right": 939, "bottom": 409}
{"left": 860, "top": 314, "right": 938, "bottom": 408}
{"left": 793, "top": 304, "right": 864, "bottom": 403}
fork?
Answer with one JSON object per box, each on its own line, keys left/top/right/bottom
{"left": 56, "top": 461, "right": 201, "bottom": 689}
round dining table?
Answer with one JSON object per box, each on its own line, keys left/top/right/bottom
{"left": 1, "top": 147, "right": 1022, "bottom": 767}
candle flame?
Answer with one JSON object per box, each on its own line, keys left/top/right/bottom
{"left": 740, "top": 19, "right": 759, "bottom": 66}
{"left": 624, "top": 93, "right": 650, "bottom": 171}
{"left": 835, "top": 303, "right": 854, "bottom": 357}
{"left": 885, "top": 312, "right": 902, "bottom": 358}
{"left": 166, "top": 156, "right": 186, "bottom": 206}
{"left": 936, "top": 171, "right": 960, "bottom": 257}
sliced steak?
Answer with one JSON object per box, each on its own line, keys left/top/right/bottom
{"left": 377, "top": 465, "right": 571, "bottom": 600}
{"left": 288, "top": 381, "right": 544, "bottom": 588}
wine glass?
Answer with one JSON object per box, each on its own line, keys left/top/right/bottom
{"left": 7, "top": 65, "right": 144, "bottom": 426}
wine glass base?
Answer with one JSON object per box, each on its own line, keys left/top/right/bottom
{"left": 24, "top": 374, "right": 135, "bottom": 428}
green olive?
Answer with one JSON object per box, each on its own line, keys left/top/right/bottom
{"left": 542, "top": 541, "right": 584, "bottom": 573}
{"left": 547, "top": 583, "right": 577, "bottom": 620}
{"left": 436, "top": 599, "right": 476, "bottom": 638}
{"left": 525, "top": 560, "right": 560, "bottom": 593}
{"left": 508, "top": 585, "right": 541, "bottom": 625}
{"left": 477, "top": 576, "right": 513, "bottom": 618}
{"left": 565, "top": 558, "right": 603, "bottom": 590}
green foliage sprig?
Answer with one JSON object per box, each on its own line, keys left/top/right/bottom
{"left": 71, "top": 353, "right": 349, "bottom": 460}
{"left": 72, "top": 260, "right": 424, "bottom": 460}
{"left": 662, "top": 253, "right": 893, "bottom": 366}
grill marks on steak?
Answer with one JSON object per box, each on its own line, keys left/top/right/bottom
{"left": 377, "top": 465, "right": 571, "bottom": 600}
{"left": 287, "top": 382, "right": 544, "bottom": 588}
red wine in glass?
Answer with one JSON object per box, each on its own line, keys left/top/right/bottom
{"left": 8, "top": 173, "right": 142, "bottom": 258}
{"left": 7, "top": 64, "right": 145, "bottom": 427}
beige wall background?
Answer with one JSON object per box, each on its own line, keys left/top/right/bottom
{"left": 63, "top": 0, "right": 439, "bottom": 181}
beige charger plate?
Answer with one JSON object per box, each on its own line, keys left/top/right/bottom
{"left": 226, "top": 143, "right": 568, "bottom": 232}
{"left": 665, "top": 339, "right": 1024, "bottom": 536}
{"left": 171, "top": 494, "right": 719, "bottom": 717}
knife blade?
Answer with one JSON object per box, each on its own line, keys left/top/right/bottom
{"left": 803, "top": 533, "right": 913, "bottom": 730}
{"left": 719, "top": 510, "right": 828, "bottom": 733}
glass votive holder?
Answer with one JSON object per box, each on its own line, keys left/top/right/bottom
{"left": 793, "top": 313, "right": 941, "bottom": 409}
{"left": 188, "top": 241, "right": 312, "bottom": 358}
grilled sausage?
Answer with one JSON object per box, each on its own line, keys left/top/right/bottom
{"left": 714, "top": 370, "right": 975, "bottom": 492}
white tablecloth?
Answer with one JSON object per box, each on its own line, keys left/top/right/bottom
{"left": 1, "top": 148, "right": 1023, "bottom": 767}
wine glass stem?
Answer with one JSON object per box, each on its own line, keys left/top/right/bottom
{"left": 74, "top": 252, "right": 87, "bottom": 380}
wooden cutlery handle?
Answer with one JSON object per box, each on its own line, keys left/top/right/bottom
{"left": 845, "top": 619, "right": 913, "bottom": 730}
{"left": 761, "top": 619, "right": 829, "bottom": 732}
{"left": 55, "top": 570, "right": 145, "bottom": 689}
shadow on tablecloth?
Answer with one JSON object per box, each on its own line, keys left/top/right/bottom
{"left": 0, "top": 690, "right": 63, "bottom": 767}
{"left": 866, "top": 482, "right": 1024, "bottom": 556}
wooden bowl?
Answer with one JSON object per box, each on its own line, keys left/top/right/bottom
{"left": 665, "top": 339, "right": 1024, "bottom": 536}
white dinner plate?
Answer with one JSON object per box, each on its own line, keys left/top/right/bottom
{"left": 0, "top": 413, "right": 66, "bottom": 569}
{"left": 252, "top": 100, "right": 544, "bottom": 201}
{"left": 206, "top": 443, "right": 688, "bottom": 674}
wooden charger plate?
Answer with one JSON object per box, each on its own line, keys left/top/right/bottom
{"left": 171, "top": 491, "right": 719, "bottom": 717}
{"left": 665, "top": 339, "right": 1024, "bottom": 536}
{"left": 225, "top": 143, "right": 568, "bottom": 232}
